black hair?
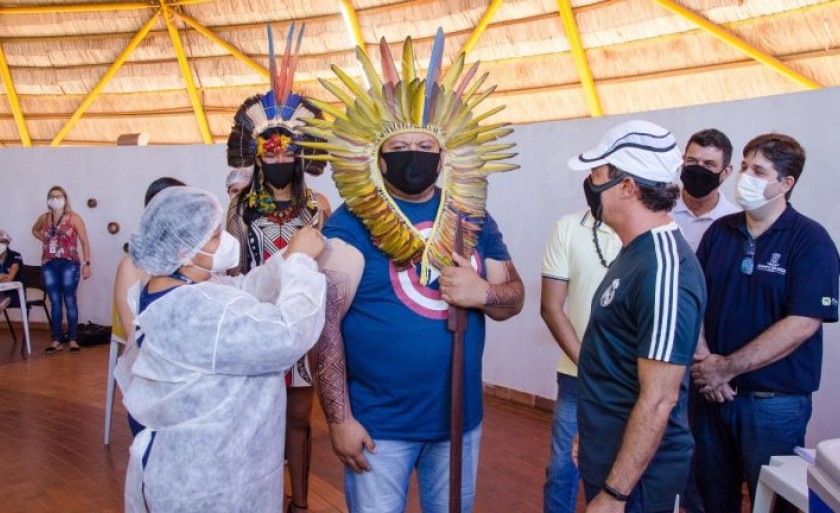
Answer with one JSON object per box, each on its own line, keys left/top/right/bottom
{"left": 144, "top": 177, "right": 186, "bottom": 206}
{"left": 687, "top": 128, "right": 733, "bottom": 168}
{"left": 607, "top": 165, "right": 680, "bottom": 213}
{"left": 742, "top": 133, "right": 805, "bottom": 200}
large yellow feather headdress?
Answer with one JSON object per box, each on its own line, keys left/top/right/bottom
{"left": 301, "top": 28, "right": 519, "bottom": 284}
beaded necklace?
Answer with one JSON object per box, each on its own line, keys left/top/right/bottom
{"left": 591, "top": 222, "right": 613, "bottom": 269}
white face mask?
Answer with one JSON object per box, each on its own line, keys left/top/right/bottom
{"left": 194, "top": 230, "right": 240, "bottom": 274}
{"left": 48, "top": 198, "right": 65, "bottom": 211}
{"left": 735, "top": 172, "right": 784, "bottom": 211}
{"left": 0, "top": 243, "right": 7, "bottom": 254}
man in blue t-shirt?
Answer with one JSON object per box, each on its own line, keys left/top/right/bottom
{"left": 0, "top": 229, "right": 23, "bottom": 310}
{"left": 569, "top": 120, "right": 706, "bottom": 513}
{"left": 692, "top": 134, "right": 840, "bottom": 513}
{"left": 313, "top": 130, "right": 525, "bottom": 512}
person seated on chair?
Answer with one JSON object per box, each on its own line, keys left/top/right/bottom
{"left": 0, "top": 229, "right": 23, "bottom": 312}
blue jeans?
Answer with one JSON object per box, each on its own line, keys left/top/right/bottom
{"left": 544, "top": 373, "right": 579, "bottom": 513}
{"left": 42, "top": 258, "right": 80, "bottom": 341}
{"left": 693, "top": 393, "right": 812, "bottom": 513}
{"left": 344, "top": 425, "right": 482, "bottom": 513}
{"left": 583, "top": 481, "right": 644, "bottom": 512}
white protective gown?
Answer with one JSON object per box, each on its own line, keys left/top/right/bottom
{"left": 122, "top": 253, "right": 325, "bottom": 513}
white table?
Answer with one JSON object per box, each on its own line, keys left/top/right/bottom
{"left": 753, "top": 455, "right": 809, "bottom": 513}
{"left": 0, "top": 281, "right": 31, "bottom": 357}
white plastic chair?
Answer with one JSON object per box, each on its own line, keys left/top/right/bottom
{"left": 103, "top": 332, "right": 125, "bottom": 445}
{"left": 809, "top": 439, "right": 840, "bottom": 512}
{"left": 753, "top": 455, "right": 809, "bottom": 513}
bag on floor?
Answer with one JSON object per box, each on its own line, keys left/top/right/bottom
{"left": 76, "top": 321, "right": 112, "bottom": 347}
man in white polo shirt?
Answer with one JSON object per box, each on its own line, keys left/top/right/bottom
{"left": 541, "top": 207, "right": 621, "bottom": 513}
{"left": 672, "top": 129, "right": 740, "bottom": 251}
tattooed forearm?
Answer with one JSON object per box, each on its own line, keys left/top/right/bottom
{"left": 312, "top": 269, "right": 351, "bottom": 424}
{"left": 484, "top": 261, "right": 525, "bottom": 319}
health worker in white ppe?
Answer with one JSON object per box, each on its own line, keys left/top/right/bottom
{"left": 122, "top": 186, "right": 326, "bottom": 513}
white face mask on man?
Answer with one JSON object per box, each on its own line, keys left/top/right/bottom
{"left": 734, "top": 172, "right": 785, "bottom": 211}
{"left": 193, "top": 231, "right": 241, "bottom": 274}
{"left": 0, "top": 243, "right": 7, "bottom": 254}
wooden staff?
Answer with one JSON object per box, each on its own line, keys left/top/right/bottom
{"left": 448, "top": 213, "right": 467, "bottom": 513}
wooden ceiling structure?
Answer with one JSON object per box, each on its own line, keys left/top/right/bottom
{"left": 0, "top": 0, "right": 837, "bottom": 146}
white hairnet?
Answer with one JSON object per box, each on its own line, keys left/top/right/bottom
{"left": 225, "top": 167, "right": 253, "bottom": 189}
{"left": 130, "top": 186, "right": 224, "bottom": 276}
{"left": 0, "top": 229, "right": 10, "bottom": 243}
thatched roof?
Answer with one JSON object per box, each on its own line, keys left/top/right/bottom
{"left": 0, "top": 0, "right": 837, "bottom": 146}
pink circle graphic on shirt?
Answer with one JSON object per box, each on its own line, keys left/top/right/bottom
{"left": 388, "top": 221, "right": 481, "bottom": 319}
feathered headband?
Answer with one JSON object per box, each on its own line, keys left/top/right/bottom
{"left": 301, "top": 28, "right": 519, "bottom": 283}
{"left": 227, "top": 23, "right": 324, "bottom": 174}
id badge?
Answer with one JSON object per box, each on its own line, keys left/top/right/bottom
{"left": 48, "top": 239, "right": 57, "bottom": 254}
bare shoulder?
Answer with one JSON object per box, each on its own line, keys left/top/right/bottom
{"left": 317, "top": 239, "right": 363, "bottom": 276}
{"left": 116, "top": 254, "right": 143, "bottom": 281}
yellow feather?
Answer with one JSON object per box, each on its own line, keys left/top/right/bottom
{"left": 306, "top": 98, "right": 349, "bottom": 122}
{"left": 475, "top": 127, "right": 513, "bottom": 143}
{"left": 440, "top": 53, "right": 465, "bottom": 92}
{"left": 402, "top": 37, "right": 415, "bottom": 83}
{"left": 356, "top": 47, "right": 384, "bottom": 95}
{"left": 474, "top": 143, "right": 516, "bottom": 154}
{"left": 480, "top": 162, "right": 520, "bottom": 173}
{"left": 319, "top": 78, "right": 356, "bottom": 107}
{"left": 478, "top": 152, "right": 518, "bottom": 161}
{"left": 331, "top": 65, "right": 375, "bottom": 109}
{"left": 410, "top": 80, "right": 425, "bottom": 125}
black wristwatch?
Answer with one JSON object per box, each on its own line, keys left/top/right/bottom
{"left": 602, "top": 483, "right": 631, "bottom": 502}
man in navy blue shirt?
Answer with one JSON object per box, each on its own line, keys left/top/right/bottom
{"left": 570, "top": 120, "right": 706, "bottom": 513}
{"left": 692, "top": 133, "right": 840, "bottom": 513}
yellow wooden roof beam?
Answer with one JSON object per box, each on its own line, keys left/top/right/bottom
{"left": 461, "top": 0, "right": 504, "bottom": 56}
{"left": 556, "top": 0, "right": 602, "bottom": 117}
{"left": 651, "top": 0, "right": 821, "bottom": 90}
{"left": 0, "top": 0, "right": 210, "bottom": 15}
{"left": 160, "top": 4, "right": 213, "bottom": 144}
{"left": 339, "top": 0, "right": 366, "bottom": 52}
{"left": 0, "top": 42, "right": 31, "bottom": 146}
{"left": 174, "top": 11, "right": 269, "bottom": 79}
{"left": 51, "top": 11, "right": 160, "bottom": 146}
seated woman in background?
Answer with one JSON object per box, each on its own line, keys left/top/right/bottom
{"left": 0, "top": 229, "right": 23, "bottom": 312}
{"left": 122, "top": 186, "right": 326, "bottom": 512}
{"left": 31, "top": 185, "right": 91, "bottom": 354}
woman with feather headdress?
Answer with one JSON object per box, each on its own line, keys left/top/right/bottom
{"left": 225, "top": 23, "right": 328, "bottom": 513}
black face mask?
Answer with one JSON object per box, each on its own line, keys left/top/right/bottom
{"left": 583, "top": 175, "right": 624, "bottom": 223}
{"left": 681, "top": 164, "right": 722, "bottom": 198}
{"left": 381, "top": 151, "right": 441, "bottom": 195}
{"left": 262, "top": 162, "right": 296, "bottom": 190}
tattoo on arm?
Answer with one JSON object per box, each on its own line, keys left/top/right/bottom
{"left": 485, "top": 261, "right": 525, "bottom": 309}
{"left": 313, "top": 269, "right": 350, "bottom": 424}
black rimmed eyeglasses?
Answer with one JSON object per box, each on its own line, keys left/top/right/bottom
{"left": 741, "top": 237, "right": 756, "bottom": 275}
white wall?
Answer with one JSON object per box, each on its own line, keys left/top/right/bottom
{"left": 1, "top": 86, "right": 838, "bottom": 445}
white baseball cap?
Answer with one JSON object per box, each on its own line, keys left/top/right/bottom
{"left": 567, "top": 120, "right": 683, "bottom": 184}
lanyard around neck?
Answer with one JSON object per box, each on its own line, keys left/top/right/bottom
{"left": 50, "top": 212, "right": 64, "bottom": 238}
